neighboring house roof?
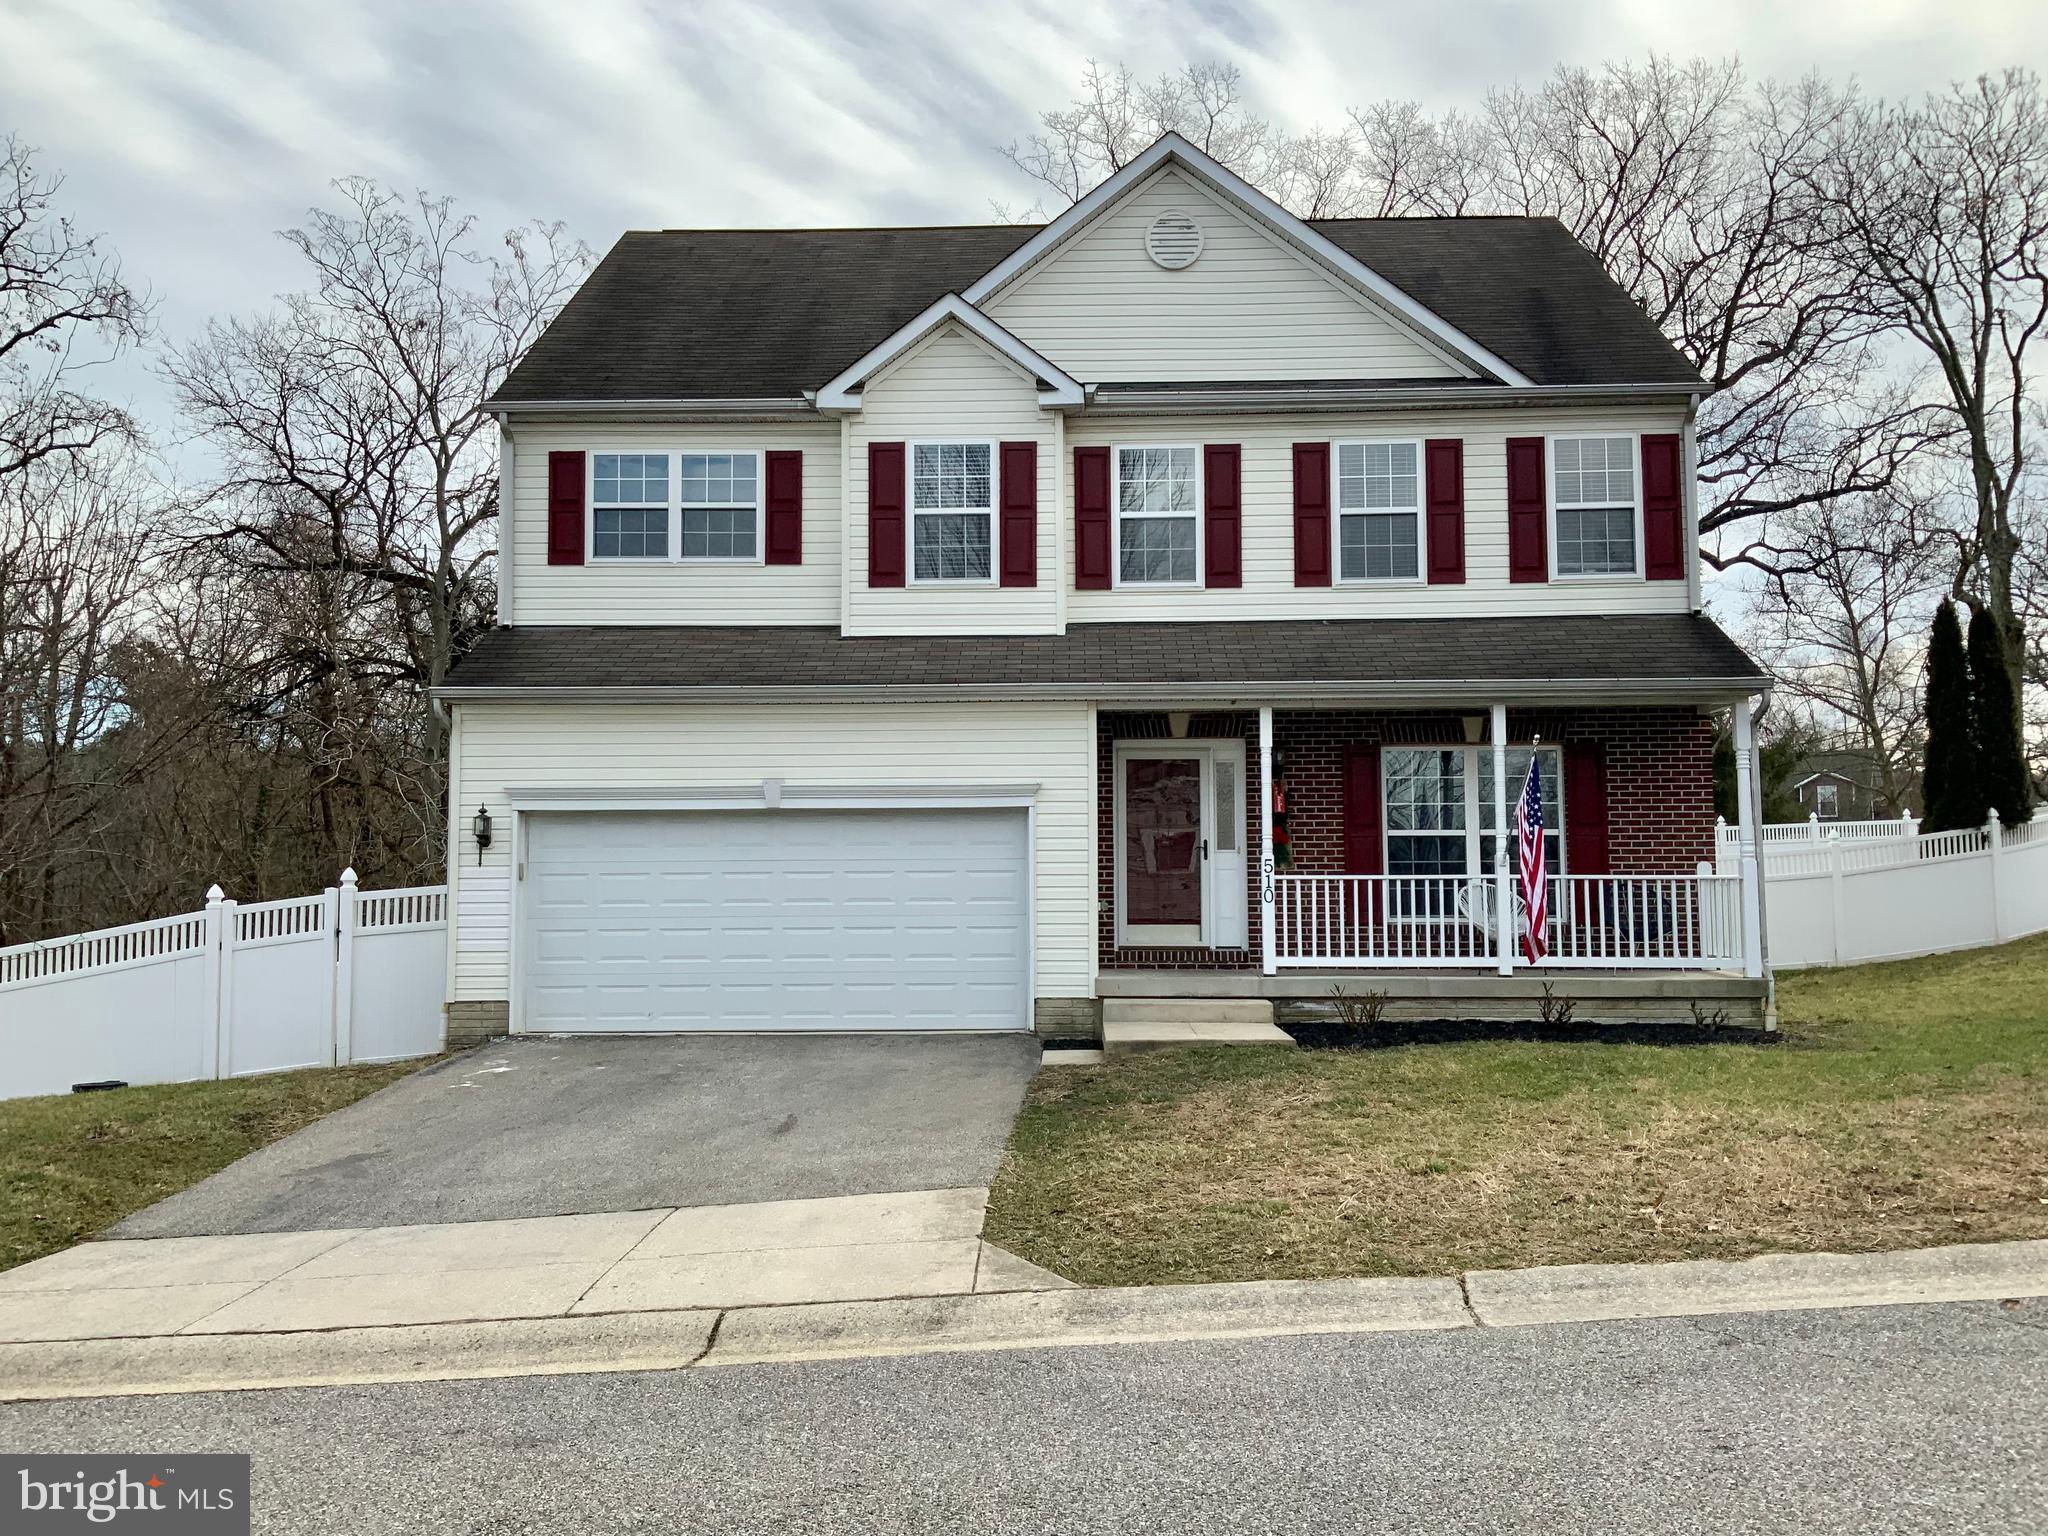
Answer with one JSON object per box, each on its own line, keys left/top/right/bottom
{"left": 491, "top": 206, "right": 1701, "bottom": 407}
{"left": 439, "top": 614, "right": 1764, "bottom": 701}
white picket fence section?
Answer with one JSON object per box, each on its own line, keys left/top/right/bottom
{"left": 1742, "top": 812, "right": 2048, "bottom": 969}
{"left": 1719, "top": 813, "right": 1919, "bottom": 864}
{"left": 0, "top": 871, "right": 446, "bottom": 1101}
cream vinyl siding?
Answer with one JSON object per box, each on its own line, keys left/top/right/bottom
{"left": 446, "top": 700, "right": 1094, "bottom": 1004}
{"left": 983, "top": 167, "right": 1470, "bottom": 384}
{"left": 507, "top": 420, "right": 841, "bottom": 626}
{"left": 1066, "top": 404, "right": 1693, "bottom": 621}
{"left": 846, "top": 324, "right": 1061, "bottom": 635}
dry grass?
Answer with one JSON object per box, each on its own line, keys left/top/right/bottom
{"left": 0, "top": 1059, "right": 433, "bottom": 1271}
{"left": 984, "top": 938, "right": 2048, "bottom": 1285}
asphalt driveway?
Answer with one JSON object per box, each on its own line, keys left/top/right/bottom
{"left": 110, "top": 1034, "right": 1041, "bottom": 1238}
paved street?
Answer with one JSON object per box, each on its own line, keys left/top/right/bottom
{"left": 4, "top": 1299, "right": 2042, "bottom": 1533}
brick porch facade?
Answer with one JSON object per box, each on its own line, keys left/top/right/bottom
{"left": 1097, "top": 705, "right": 1720, "bottom": 973}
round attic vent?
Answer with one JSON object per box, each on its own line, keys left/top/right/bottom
{"left": 1145, "top": 209, "right": 1204, "bottom": 270}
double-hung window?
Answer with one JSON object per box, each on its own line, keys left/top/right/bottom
{"left": 1115, "top": 445, "right": 1199, "bottom": 585}
{"left": 1336, "top": 440, "right": 1421, "bottom": 581}
{"left": 591, "top": 453, "right": 670, "bottom": 560}
{"left": 1383, "top": 745, "right": 1565, "bottom": 907}
{"left": 1552, "top": 436, "right": 1639, "bottom": 576}
{"left": 680, "top": 452, "right": 759, "bottom": 560}
{"left": 911, "top": 441, "right": 994, "bottom": 582}
{"left": 1815, "top": 781, "right": 1839, "bottom": 820}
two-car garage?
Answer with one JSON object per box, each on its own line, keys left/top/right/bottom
{"left": 518, "top": 808, "right": 1032, "bottom": 1033}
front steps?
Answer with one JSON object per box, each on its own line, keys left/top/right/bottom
{"left": 1100, "top": 997, "right": 1295, "bottom": 1055}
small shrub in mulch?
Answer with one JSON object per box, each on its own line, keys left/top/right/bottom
{"left": 1279, "top": 1016, "right": 1775, "bottom": 1050}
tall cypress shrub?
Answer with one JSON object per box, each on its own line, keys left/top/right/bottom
{"left": 1967, "top": 606, "right": 2032, "bottom": 825}
{"left": 1922, "top": 600, "right": 1982, "bottom": 832}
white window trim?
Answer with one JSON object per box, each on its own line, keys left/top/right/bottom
{"left": 1547, "top": 432, "right": 1644, "bottom": 582}
{"left": 1332, "top": 437, "right": 1426, "bottom": 587}
{"left": 1381, "top": 743, "right": 1567, "bottom": 892}
{"left": 1815, "top": 781, "right": 1840, "bottom": 819}
{"left": 677, "top": 448, "right": 766, "bottom": 566}
{"left": 906, "top": 438, "right": 999, "bottom": 587}
{"left": 1111, "top": 443, "right": 1205, "bottom": 590}
{"left": 587, "top": 451, "right": 673, "bottom": 565}
{"left": 586, "top": 450, "right": 768, "bottom": 566}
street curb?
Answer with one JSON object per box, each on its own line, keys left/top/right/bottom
{"left": 0, "top": 1309, "right": 718, "bottom": 1402}
{"left": 701, "top": 1276, "right": 1468, "bottom": 1367}
{"left": 1, "top": 1238, "right": 2042, "bottom": 1401}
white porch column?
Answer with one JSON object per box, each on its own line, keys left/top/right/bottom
{"left": 1491, "top": 703, "right": 1512, "bottom": 976}
{"left": 1732, "top": 700, "right": 1765, "bottom": 979}
{"left": 1259, "top": 706, "right": 1276, "bottom": 976}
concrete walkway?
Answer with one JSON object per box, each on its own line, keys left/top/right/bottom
{"left": 2, "top": 1236, "right": 2042, "bottom": 1403}
{"left": 0, "top": 1188, "right": 1070, "bottom": 1346}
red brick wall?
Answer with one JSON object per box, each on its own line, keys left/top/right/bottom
{"left": 1097, "top": 706, "right": 1718, "bottom": 971}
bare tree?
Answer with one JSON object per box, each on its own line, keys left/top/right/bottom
{"left": 1805, "top": 69, "right": 2047, "bottom": 742}
{"left": 165, "top": 181, "right": 589, "bottom": 772}
{"left": 0, "top": 448, "right": 156, "bottom": 942}
{"left": 0, "top": 135, "right": 146, "bottom": 487}
{"left": 1747, "top": 492, "right": 1942, "bottom": 814}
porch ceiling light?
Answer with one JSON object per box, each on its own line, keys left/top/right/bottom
{"left": 1169, "top": 711, "right": 1191, "bottom": 739}
{"left": 1462, "top": 714, "right": 1485, "bottom": 744}
{"left": 471, "top": 804, "right": 493, "bottom": 864}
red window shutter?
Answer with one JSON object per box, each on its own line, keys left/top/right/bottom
{"left": 1424, "top": 438, "right": 1465, "bottom": 584}
{"left": 1641, "top": 433, "right": 1685, "bottom": 581}
{"left": 546, "top": 451, "right": 585, "bottom": 566}
{"left": 998, "top": 441, "right": 1037, "bottom": 587}
{"left": 764, "top": 450, "right": 803, "bottom": 566}
{"left": 1506, "top": 436, "right": 1548, "bottom": 583}
{"left": 1293, "top": 443, "right": 1331, "bottom": 587}
{"left": 867, "top": 442, "right": 905, "bottom": 588}
{"left": 1074, "top": 445, "right": 1112, "bottom": 590}
{"left": 1564, "top": 740, "right": 1610, "bottom": 875}
{"left": 1203, "top": 443, "right": 1242, "bottom": 588}
{"left": 1342, "top": 744, "right": 1384, "bottom": 875}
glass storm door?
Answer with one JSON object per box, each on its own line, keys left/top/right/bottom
{"left": 1125, "top": 756, "right": 1204, "bottom": 939}
{"left": 1117, "top": 743, "right": 1248, "bottom": 949}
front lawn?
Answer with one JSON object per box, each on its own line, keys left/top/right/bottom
{"left": 984, "top": 938, "right": 2048, "bottom": 1285}
{"left": 0, "top": 1061, "right": 431, "bottom": 1271}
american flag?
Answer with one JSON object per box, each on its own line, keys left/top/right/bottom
{"left": 1515, "top": 756, "right": 1549, "bottom": 964}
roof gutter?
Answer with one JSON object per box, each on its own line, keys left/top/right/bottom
{"left": 1081, "top": 381, "right": 1706, "bottom": 415}
{"left": 484, "top": 397, "right": 819, "bottom": 419}
{"left": 435, "top": 675, "right": 1768, "bottom": 707}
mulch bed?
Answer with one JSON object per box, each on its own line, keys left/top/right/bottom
{"left": 1279, "top": 1017, "right": 1775, "bottom": 1050}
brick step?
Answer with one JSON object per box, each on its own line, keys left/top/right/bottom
{"left": 1101, "top": 998, "right": 1275, "bottom": 1026}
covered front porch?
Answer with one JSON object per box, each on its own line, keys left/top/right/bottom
{"left": 1095, "top": 697, "right": 1769, "bottom": 1023}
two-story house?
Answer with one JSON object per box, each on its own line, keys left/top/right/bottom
{"left": 434, "top": 134, "right": 1774, "bottom": 1045}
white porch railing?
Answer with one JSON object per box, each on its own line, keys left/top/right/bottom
{"left": 1269, "top": 871, "right": 1746, "bottom": 971}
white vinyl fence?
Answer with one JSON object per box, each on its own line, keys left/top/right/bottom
{"left": 0, "top": 871, "right": 446, "bottom": 1101}
{"left": 1718, "top": 813, "right": 1919, "bottom": 864}
{"left": 1733, "top": 812, "right": 2048, "bottom": 969}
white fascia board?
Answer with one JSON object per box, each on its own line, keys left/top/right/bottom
{"left": 815, "top": 293, "right": 1085, "bottom": 412}
{"left": 961, "top": 133, "right": 1538, "bottom": 389}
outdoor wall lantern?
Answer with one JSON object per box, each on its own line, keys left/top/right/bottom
{"left": 471, "top": 805, "right": 493, "bottom": 864}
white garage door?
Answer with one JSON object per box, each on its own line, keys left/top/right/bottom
{"left": 519, "top": 809, "right": 1030, "bottom": 1033}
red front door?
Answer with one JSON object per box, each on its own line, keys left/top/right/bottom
{"left": 1124, "top": 756, "right": 1203, "bottom": 926}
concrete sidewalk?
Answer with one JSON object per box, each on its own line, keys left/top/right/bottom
{"left": 0, "top": 1188, "right": 1070, "bottom": 1346}
{"left": 2, "top": 1235, "right": 2042, "bottom": 1403}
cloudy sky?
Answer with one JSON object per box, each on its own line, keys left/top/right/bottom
{"left": 2, "top": 0, "right": 2042, "bottom": 438}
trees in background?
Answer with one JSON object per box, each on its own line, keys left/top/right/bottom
{"left": 1968, "top": 605, "right": 2032, "bottom": 824}
{"left": 1921, "top": 601, "right": 1981, "bottom": 831}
